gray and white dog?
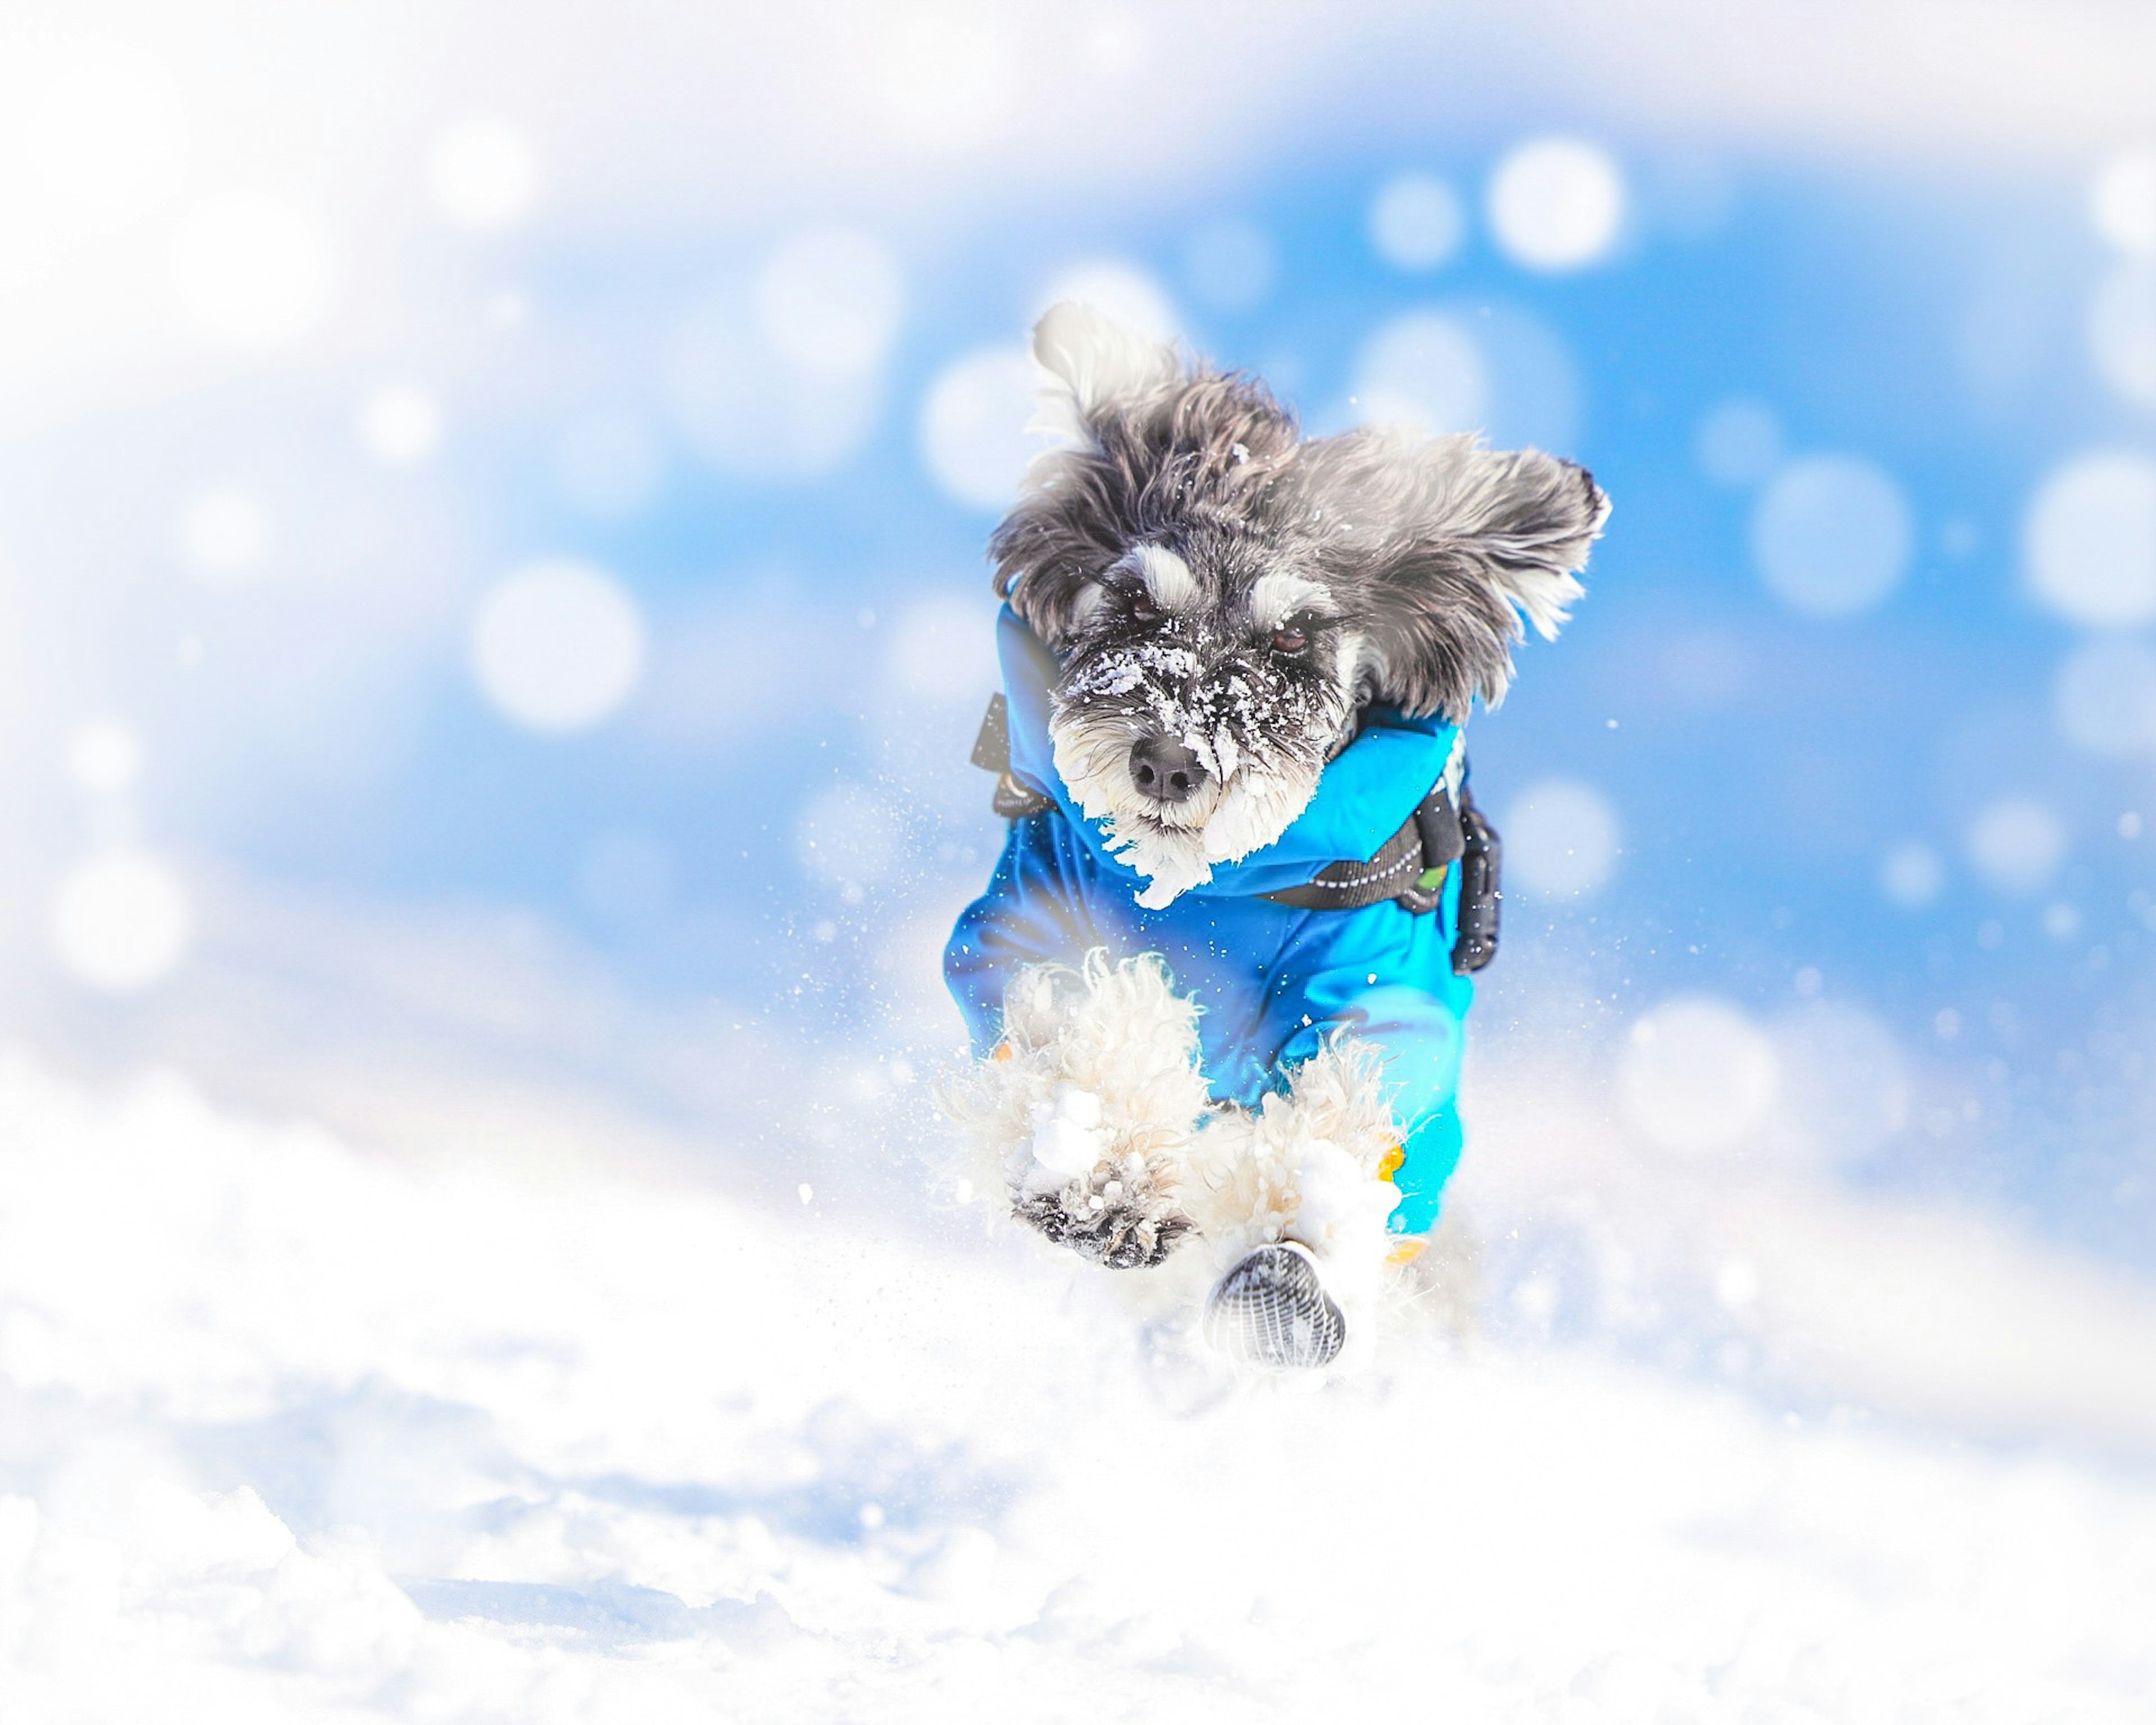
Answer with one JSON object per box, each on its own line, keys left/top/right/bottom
{"left": 943, "top": 305, "right": 1607, "bottom": 1368}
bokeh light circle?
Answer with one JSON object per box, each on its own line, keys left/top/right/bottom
{"left": 2091, "top": 150, "right": 2156, "bottom": 257}
{"left": 920, "top": 345, "right": 1040, "bottom": 514}
{"left": 1351, "top": 312, "right": 1486, "bottom": 436}
{"left": 756, "top": 228, "right": 904, "bottom": 378}
{"left": 430, "top": 117, "right": 538, "bottom": 229}
{"left": 1965, "top": 797, "right": 2067, "bottom": 896}
{"left": 2087, "top": 264, "right": 2156, "bottom": 409}
{"left": 68, "top": 721, "right": 143, "bottom": 793}
{"left": 1619, "top": 997, "right": 1780, "bottom": 1156}
{"left": 171, "top": 193, "right": 333, "bottom": 348}
{"left": 1035, "top": 261, "right": 1178, "bottom": 343}
{"left": 358, "top": 385, "right": 441, "bottom": 466}
{"left": 2055, "top": 637, "right": 2156, "bottom": 756}
{"left": 1752, "top": 455, "right": 1913, "bottom": 617}
{"left": 1503, "top": 778, "right": 1620, "bottom": 898}
{"left": 1487, "top": 139, "right": 1625, "bottom": 272}
{"left": 668, "top": 286, "right": 881, "bottom": 481}
{"left": 1879, "top": 841, "right": 1944, "bottom": 908}
{"left": 2023, "top": 451, "right": 2156, "bottom": 627}
{"left": 472, "top": 560, "right": 645, "bottom": 732}
{"left": 180, "top": 492, "right": 269, "bottom": 585}
{"left": 51, "top": 852, "right": 191, "bottom": 992}
{"left": 1369, "top": 174, "right": 1465, "bottom": 272}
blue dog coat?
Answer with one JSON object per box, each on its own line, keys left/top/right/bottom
{"left": 944, "top": 607, "right": 1477, "bottom": 1234}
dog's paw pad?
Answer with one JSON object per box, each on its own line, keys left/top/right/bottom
{"left": 1012, "top": 1181, "right": 1194, "bottom": 1269}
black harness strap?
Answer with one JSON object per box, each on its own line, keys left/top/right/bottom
{"left": 967, "top": 694, "right": 1501, "bottom": 974}
{"left": 1258, "top": 783, "right": 1459, "bottom": 911}
{"left": 970, "top": 693, "right": 1055, "bottom": 818}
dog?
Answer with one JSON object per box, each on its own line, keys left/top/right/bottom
{"left": 942, "top": 303, "right": 1607, "bottom": 1370}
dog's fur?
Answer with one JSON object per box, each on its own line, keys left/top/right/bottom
{"left": 947, "top": 304, "right": 1607, "bottom": 1359}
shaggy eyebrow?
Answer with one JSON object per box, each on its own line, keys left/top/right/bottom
{"left": 1248, "top": 571, "right": 1331, "bottom": 629}
{"left": 1132, "top": 543, "right": 1200, "bottom": 611}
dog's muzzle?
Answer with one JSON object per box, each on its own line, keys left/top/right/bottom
{"left": 1127, "top": 735, "right": 1208, "bottom": 807}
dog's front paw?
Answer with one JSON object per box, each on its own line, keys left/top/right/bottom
{"left": 1010, "top": 1080, "right": 1193, "bottom": 1267}
{"left": 941, "top": 952, "right": 1215, "bottom": 1267}
{"left": 1184, "top": 1039, "right": 1404, "bottom": 1338}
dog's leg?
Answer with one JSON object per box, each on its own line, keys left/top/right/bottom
{"left": 942, "top": 950, "right": 1214, "bottom": 1268}
{"left": 1184, "top": 1038, "right": 1406, "bottom": 1370}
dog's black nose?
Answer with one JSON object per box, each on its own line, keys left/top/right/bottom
{"left": 1129, "top": 736, "right": 1207, "bottom": 805}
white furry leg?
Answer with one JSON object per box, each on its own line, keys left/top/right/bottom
{"left": 942, "top": 951, "right": 1216, "bottom": 1269}
{"left": 1185, "top": 1038, "right": 1406, "bottom": 1368}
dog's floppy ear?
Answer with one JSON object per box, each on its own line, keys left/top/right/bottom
{"left": 1299, "top": 430, "right": 1610, "bottom": 720}
{"left": 1028, "top": 300, "right": 1181, "bottom": 448}
{"left": 987, "top": 304, "right": 1184, "bottom": 647}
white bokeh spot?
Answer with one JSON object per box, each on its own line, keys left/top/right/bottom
{"left": 430, "top": 118, "right": 538, "bottom": 230}
{"left": 51, "top": 852, "right": 191, "bottom": 992}
{"left": 358, "top": 385, "right": 442, "bottom": 467}
{"left": 472, "top": 560, "right": 646, "bottom": 733}
{"left": 1966, "top": 797, "right": 2067, "bottom": 897}
{"left": 180, "top": 492, "right": 269, "bottom": 586}
{"left": 1619, "top": 997, "right": 1780, "bottom": 1156}
{"left": 2023, "top": 451, "right": 2156, "bottom": 628}
{"left": 1879, "top": 841, "right": 1944, "bottom": 908}
{"left": 2091, "top": 150, "right": 2156, "bottom": 257}
{"left": 1752, "top": 456, "right": 1913, "bottom": 618}
{"left": 2055, "top": 637, "right": 2156, "bottom": 756}
{"left": 756, "top": 228, "right": 904, "bottom": 378}
{"left": 1351, "top": 311, "right": 1487, "bottom": 437}
{"left": 1487, "top": 139, "right": 1625, "bottom": 272}
{"left": 2088, "top": 264, "right": 2156, "bottom": 409}
{"left": 1369, "top": 174, "right": 1465, "bottom": 272}
{"left": 68, "top": 720, "right": 143, "bottom": 793}
{"left": 171, "top": 193, "right": 334, "bottom": 348}
{"left": 1036, "top": 261, "right": 1179, "bottom": 344}
{"left": 920, "top": 345, "right": 1040, "bottom": 514}
{"left": 668, "top": 280, "right": 884, "bottom": 482}
{"left": 1504, "top": 779, "right": 1620, "bottom": 899}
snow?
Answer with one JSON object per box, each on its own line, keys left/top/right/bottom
{"left": 3, "top": 1050, "right": 2153, "bottom": 1721}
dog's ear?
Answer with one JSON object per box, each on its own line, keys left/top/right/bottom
{"left": 1298, "top": 430, "right": 1609, "bottom": 720}
{"left": 1027, "top": 301, "right": 1181, "bottom": 448}
{"left": 987, "top": 304, "right": 1185, "bottom": 646}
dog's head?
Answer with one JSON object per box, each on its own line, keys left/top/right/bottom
{"left": 992, "top": 303, "right": 1610, "bottom": 907}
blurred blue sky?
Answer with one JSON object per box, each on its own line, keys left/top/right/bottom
{"left": 3, "top": 1, "right": 2154, "bottom": 1279}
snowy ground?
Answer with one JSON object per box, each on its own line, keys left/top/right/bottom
{"left": 3, "top": 1046, "right": 2153, "bottom": 1723}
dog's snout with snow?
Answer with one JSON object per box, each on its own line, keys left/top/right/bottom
{"left": 1127, "top": 733, "right": 1207, "bottom": 806}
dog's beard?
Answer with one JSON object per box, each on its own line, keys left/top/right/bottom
{"left": 1049, "top": 647, "right": 1352, "bottom": 910}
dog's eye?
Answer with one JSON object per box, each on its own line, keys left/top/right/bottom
{"left": 1129, "top": 590, "right": 1158, "bottom": 623}
{"left": 1271, "top": 615, "right": 1313, "bottom": 654}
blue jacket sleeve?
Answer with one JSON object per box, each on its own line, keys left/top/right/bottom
{"left": 943, "top": 813, "right": 1106, "bottom": 1057}
{"left": 1260, "top": 886, "right": 1474, "bottom": 1228}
